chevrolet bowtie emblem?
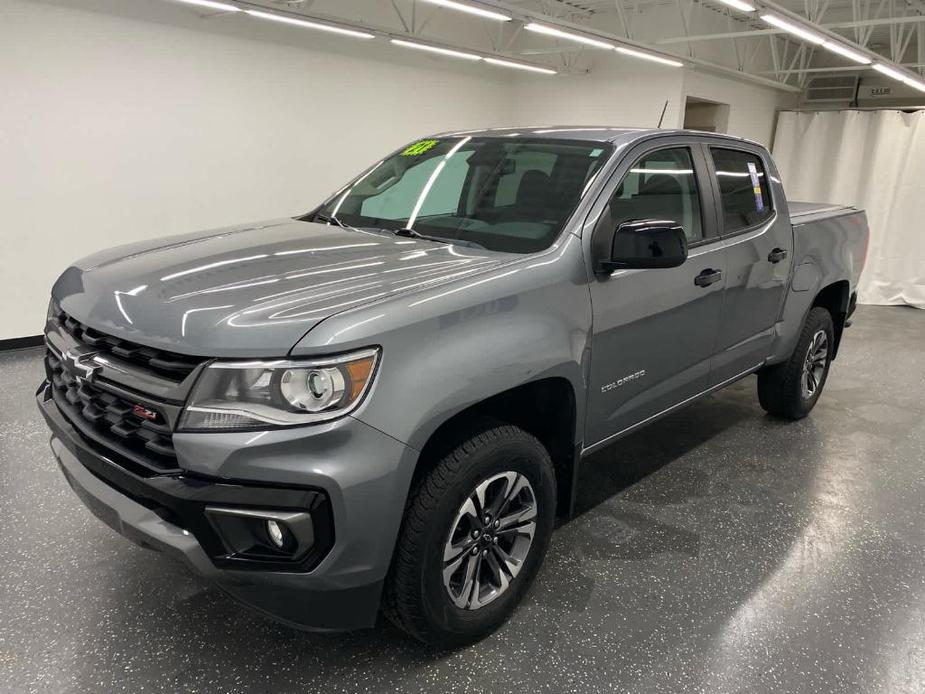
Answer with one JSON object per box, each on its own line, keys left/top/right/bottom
{"left": 63, "top": 348, "right": 102, "bottom": 383}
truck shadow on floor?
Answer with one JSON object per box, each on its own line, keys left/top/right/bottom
{"left": 571, "top": 378, "right": 762, "bottom": 517}
{"left": 70, "top": 380, "right": 821, "bottom": 692}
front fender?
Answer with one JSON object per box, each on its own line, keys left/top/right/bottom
{"left": 292, "top": 235, "right": 592, "bottom": 453}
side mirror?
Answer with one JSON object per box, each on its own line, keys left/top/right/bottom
{"left": 598, "top": 219, "right": 688, "bottom": 273}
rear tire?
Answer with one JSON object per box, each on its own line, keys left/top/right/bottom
{"left": 757, "top": 306, "right": 835, "bottom": 419}
{"left": 382, "top": 421, "right": 556, "bottom": 648}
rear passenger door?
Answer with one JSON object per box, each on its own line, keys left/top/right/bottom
{"left": 585, "top": 142, "right": 726, "bottom": 447}
{"left": 704, "top": 145, "right": 794, "bottom": 385}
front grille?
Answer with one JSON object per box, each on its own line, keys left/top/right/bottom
{"left": 55, "top": 311, "right": 202, "bottom": 380}
{"left": 46, "top": 349, "right": 179, "bottom": 474}
{"left": 44, "top": 309, "right": 207, "bottom": 475}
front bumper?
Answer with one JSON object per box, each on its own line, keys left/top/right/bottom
{"left": 37, "top": 382, "right": 417, "bottom": 631}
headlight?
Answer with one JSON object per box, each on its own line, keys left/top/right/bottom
{"left": 179, "top": 348, "right": 380, "bottom": 431}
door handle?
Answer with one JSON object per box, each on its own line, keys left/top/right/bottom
{"left": 694, "top": 268, "right": 723, "bottom": 287}
{"left": 768, "top": 247, "right": 789, "bottom": 263}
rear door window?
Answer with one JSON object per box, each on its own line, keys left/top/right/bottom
{"left": 710, "top": 148, "right": 773, "bottom": 233}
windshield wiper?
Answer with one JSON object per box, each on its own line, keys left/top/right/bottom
{"left": 394, "top": 227, "right": 442, "bottom": 241}
{"left": 393, "top": 228, "right": 485, "bottom": 249}
{"left": 314, "top": 212, "right": 347, "bottom": 228}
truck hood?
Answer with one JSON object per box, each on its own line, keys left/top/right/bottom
{"left": 53, "top": 219, "right": 507, "bottom": 356}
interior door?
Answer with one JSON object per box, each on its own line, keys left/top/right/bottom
{"left": 585, "top": 143, "right": 726, "bottom": 448}
{"left": 704, "top": 145, "right": 794, "bottom": 385}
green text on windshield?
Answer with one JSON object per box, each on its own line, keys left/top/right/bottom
{"left": 316, "top": 137, "right": 611, "bottom": 254}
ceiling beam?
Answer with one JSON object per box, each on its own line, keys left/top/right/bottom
{"left": 655, "top": 14, "right": 925, "bottom": 44}
{"left": 760, "top": 0, "right": 923, "bottom": 85}
{"left": 474, "top": 0, "right": 802, "bottom": 91}
{"left": 191, "top": 0, "right": 587, "bottom": 73}
{"left": 758, "top": 61, "right": 924, "bottom": 73}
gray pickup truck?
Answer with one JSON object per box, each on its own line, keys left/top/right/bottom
{"left": 38, "top": 128, "right": 868, "bottom": 646}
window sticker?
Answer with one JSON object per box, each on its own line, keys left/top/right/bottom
{"left": 747, "top": 161, "right": 765, "bottom": 212}
{"left": 400, "top": 139, "right": 439, "bottom": 156}
{"left": 590, "top": 148, "right": 603, "bottom": 158}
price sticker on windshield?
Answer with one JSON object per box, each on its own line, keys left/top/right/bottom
{"left": 400, "top": 139, "right": 439, "bottom": 156}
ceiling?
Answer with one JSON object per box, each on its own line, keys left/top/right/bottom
{"left": 188, "top": 0, "right": 925, "bottom": 95}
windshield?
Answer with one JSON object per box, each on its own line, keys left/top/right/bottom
{"left": 313, "top": 137, "right": 612, "bottom": 254}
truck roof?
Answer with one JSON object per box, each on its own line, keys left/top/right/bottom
{"left": 432, "top": 126, "right": 763, "bottom": 149}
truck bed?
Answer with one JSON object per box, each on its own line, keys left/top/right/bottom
{"left": 789, "top": 201, "right": 856, "bottom": 225}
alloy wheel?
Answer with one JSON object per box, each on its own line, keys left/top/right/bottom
{"left": 801, "top": 329, "right": 829, "bottom": 399}
{"left": 442, "top": 471, "right": 537, "bottom": 610}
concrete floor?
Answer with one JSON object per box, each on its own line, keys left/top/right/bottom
{"left": 1, "top": 305, "right": 923, "bottom": 694}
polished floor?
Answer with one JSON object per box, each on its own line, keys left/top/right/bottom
{"left": 1, "top": 305, "right": 923, "bottom": 694}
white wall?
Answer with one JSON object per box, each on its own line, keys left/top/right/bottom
{"left": 0, "top": 0, "right": 516, "bottom": 339}
{"left": 0, "top": 0, "right": 791, "bottom": 340}
{"left": 509, "top": 58, "right": 686, "bottom": 131}
{"left": 682, "top": 71, "right": 794, "bottom": 147}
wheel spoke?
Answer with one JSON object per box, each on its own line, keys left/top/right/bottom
{"left": 498, "top": 503, "right": 536, "bottom": 531}
{"left": 491, "top": 541, "right": 525, "bottom": 578}
{"left": 444, "top": 552, "right": 476, "bottom": 608}
{"left": 482, "top": 549, "right": 510, "bottom": 599}
{"left": 484, "top": 471, "right": 518, "bottom": 518}
{"left": 443, "top": 546, "right": 469, "bottom": 583}
{"left": 497, "top": 518, "right": 537, "bottom": 540}
{"left": 443, "top": 536, "right": 477, "bottom": 564}
{"left": 466, "top": 555, "right": 483, "bottom": 609}
{"left": 496, "top": 473, "right": 530, "bottom": 518}
{"left": 472, "top": 482, "right": 487, "bottom": 519}
{"left": 443, "top": 497, "right": 479, "bottom": 561}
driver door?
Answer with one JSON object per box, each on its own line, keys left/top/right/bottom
{"left": 585, "top": 142, "right": 726, "bottom": 449}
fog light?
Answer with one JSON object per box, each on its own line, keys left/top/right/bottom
{"left": 205, "top": 506, "right": 316, "bottom": 562}
{"left": 266, "top": 520, "right": 285, "bottom": 548}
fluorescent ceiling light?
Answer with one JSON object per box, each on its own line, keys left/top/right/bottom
{"left": 616, "top": 46, "right": 684, "bottom": 68}
{"left": 483, "top": 57, "right": 557, "bottom": 75}
{"left": 245, "top": 10, "right": 375, "bottom": 39}
{"left": 872, "top": 64, "right": 925, "bottom": 91}
{"left": 390, "top": 39, "right": 482, "bottom": 61}
{"left": 525, "top": 23, "right": 614, "bottom": 50}
{"left": 760, "top": 14, "right": 826, "bottom": 45}
{"left": 715, "top": 0, "right": 756, "bottom": 12}
{"left": 821, "top": 41, "right": 871, "bottom": 65}
{"left": 172, "top": 0, "right": 241, "bottom": 11}
{"left": 421, "top": 0, "right": 511, "bottom": 22}
{"left": 872, "top": 63, "right": 908, "bottom": 81}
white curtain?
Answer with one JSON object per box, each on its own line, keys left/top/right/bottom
{"left": 772, "top": 109, "right": 925, "bottom": 308}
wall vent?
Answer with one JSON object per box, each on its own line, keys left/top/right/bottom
{"left": 805, "top": 75, "right": 859, "bottom": 103}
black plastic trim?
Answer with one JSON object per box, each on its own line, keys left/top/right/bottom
{"left": 38, "top": 383, "right": 335, "bottom": 573}
{"left": 0, "top": 335, "right": 43, "bottom": 351}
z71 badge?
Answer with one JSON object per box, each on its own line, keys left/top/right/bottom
{"left": 601, "top": 369, "right": 646, "bottom": 393}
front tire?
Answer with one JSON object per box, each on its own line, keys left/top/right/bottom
{"left": 383, "top": 422, "right": 556, "bottom": 647}
{"left": 757, "top": 306, "right": 835, "bottom": 419}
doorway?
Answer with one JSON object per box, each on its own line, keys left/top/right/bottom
{"left": 683, "top": 97, "right": 730, "bottom": 133}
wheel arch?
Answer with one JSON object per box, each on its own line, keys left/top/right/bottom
{"left": 411, "top": 377, "right": 581, "bottom": 519}
{"left": 811, "top": 280, "right": 850, "bottom": 358}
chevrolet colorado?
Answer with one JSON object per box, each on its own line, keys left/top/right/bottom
{"left": 38, "top": 128, "right": 868, "bottom": 646}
